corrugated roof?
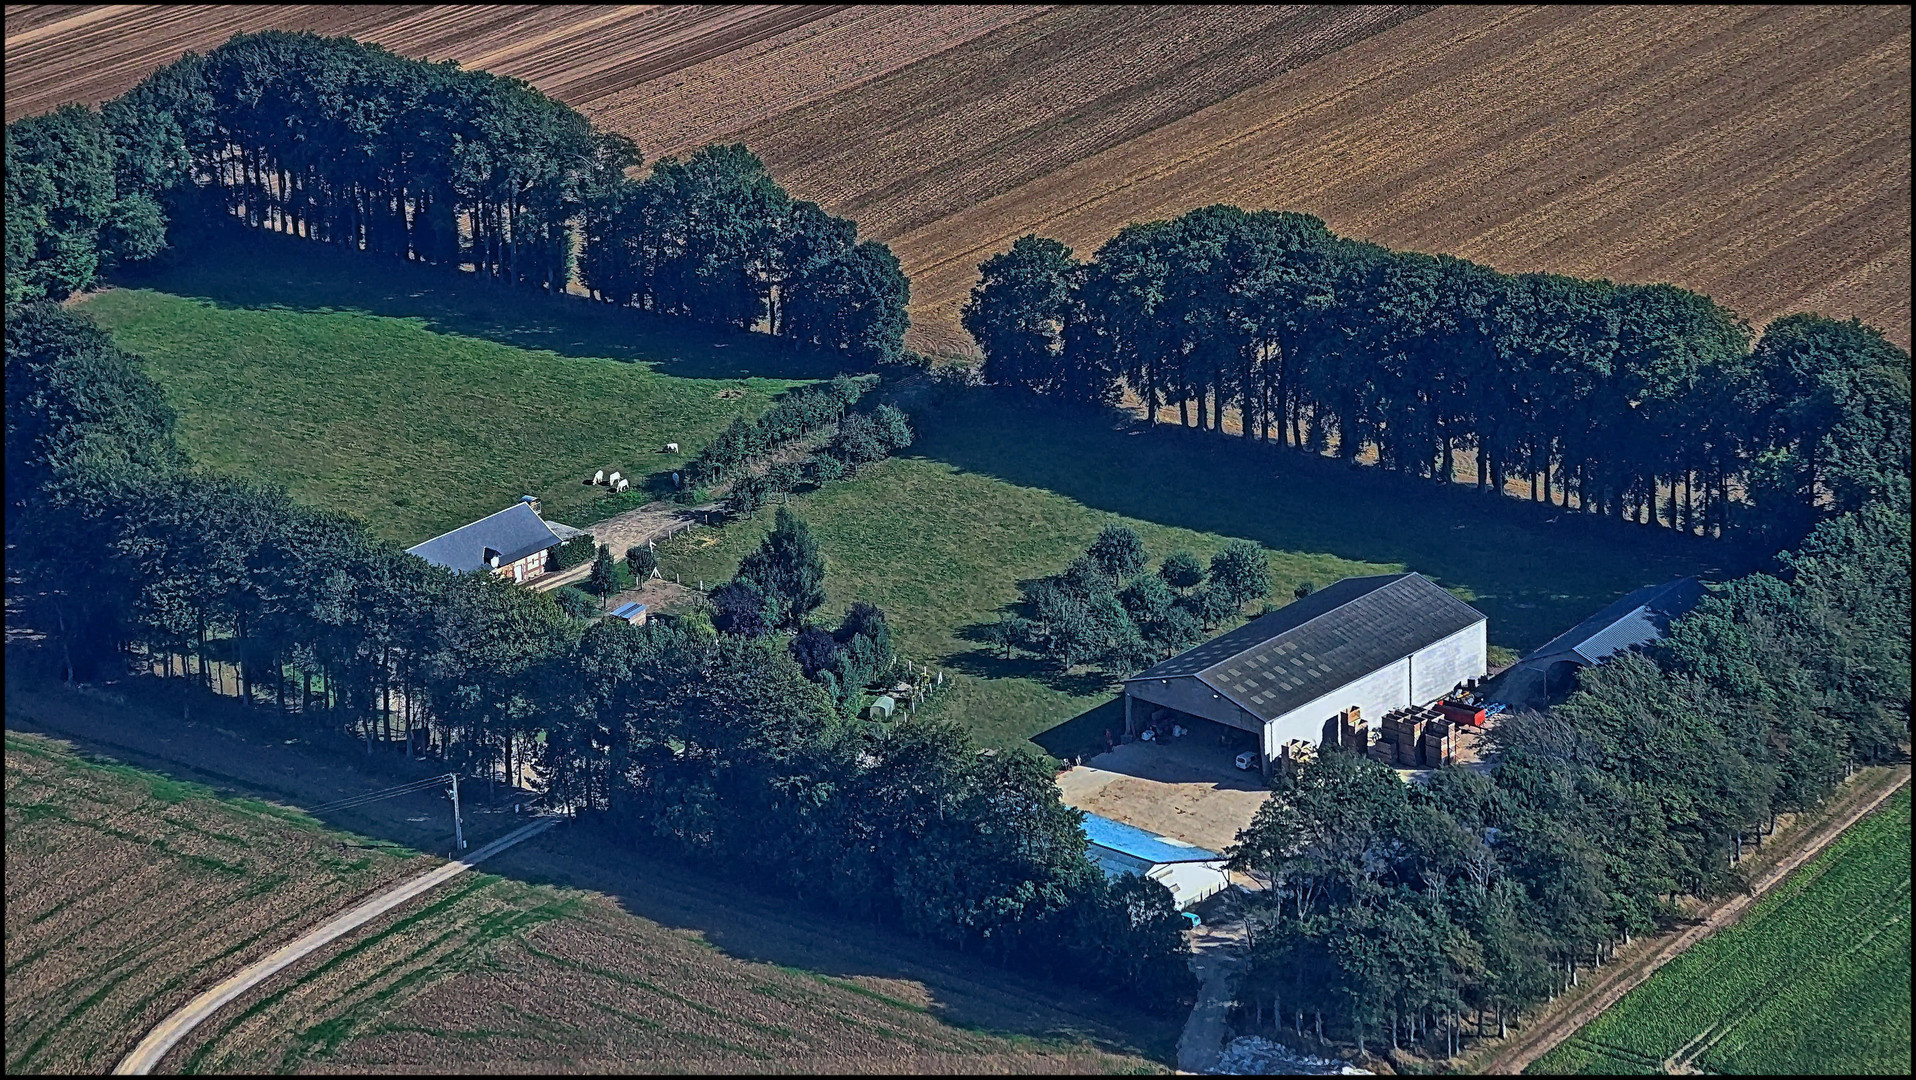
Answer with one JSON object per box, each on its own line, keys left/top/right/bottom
{"left": 610, "top": 602, "right": 647, "bottom": 619}
{"left": 1126, "top": 573, "right": 1486, "bottom": 723}
{"left": 405, "top": 503, "right": 562, "bottom": 573}
{"left": 1527, "top": 577, "right": 1705, "bottom": 665}
{"left": 1081, "top": 812, "right": 1225, "bottom": 865}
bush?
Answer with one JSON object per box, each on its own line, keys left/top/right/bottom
{"left": 810, "top": 454, "right": 848, "bottom": 483}
{"left": 871, "top": 404, "right": 914, "bottom": 451}
{"left": 551, "top": 585, "right": 599, "bottom": 620}
{"left": 764, "top": 461, "right": 802, "bottom": 494}
{"left": 552, "top": 533, "right": 597, "bottom": 570}
{"left": 834, "top": 412, "right": 888, "bottom": 465}
{"left": 709, "top": 581, "right": 771, "bottom": 638}
{"left": 1158, "top": 549, "right": 1205, "bottom": 591}
{"left": 730, "top": 473, "right": 770, "bottom": 514}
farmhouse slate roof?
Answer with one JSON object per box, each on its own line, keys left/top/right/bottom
{"left": 1523, "top": 577, "right": 1705, "bottom": 666}
{"left": 1081, "top": 812, "right": 1225, "bottom": 865}
{"left": 1124, "top": 572, "right": 1486, "bottom": 724}
{"left": 405, "top": 502, "right": 563, "bottom": 573}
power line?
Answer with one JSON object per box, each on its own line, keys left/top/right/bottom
{"left": 306, "top": 774, "right": 454, "bottom": 815}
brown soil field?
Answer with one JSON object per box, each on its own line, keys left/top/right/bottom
{"left": 8, "top": 5, "right": 1907, "bottom": 352}
{"left": 2, "top": 728, "right": 434, "bottom": 1074}
{"left": 5, "top": 679, "right": 1179, "bottom": 1072}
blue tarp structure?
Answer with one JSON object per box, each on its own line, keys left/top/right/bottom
{"left": 1080, "top": 812, "right": 1224, "bottom": 865}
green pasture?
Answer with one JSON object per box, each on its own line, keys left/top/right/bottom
{"left": 655, "top": 389, "right": 1739, "bottom": 755}
{"left": 80, "top": 229, "right": 842, "bottom": 543}
{"left": 82, "top": 230, "right": 1740, "bottom": 758}
{"left": 1531, "top": 786, "right": 1912, "bottom": 1076}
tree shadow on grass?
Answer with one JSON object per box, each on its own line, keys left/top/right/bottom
{"left": 912, "top": 387, "right": 1761, "bottom": 653}
{"left": 948, "top": 621, "right": 1118, "bottom": 698}
{"left": 110, "top": 224, "right": 849, "bottom": 383}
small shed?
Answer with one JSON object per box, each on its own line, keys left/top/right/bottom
{"left": 1081, "top": 812, "right": 1231, "bottom": 909}
{"left": 609, "top": 602, "right": 649, "bottom": 626}
{"left": 867, "top": 695, "right": 896, "bottom": 720}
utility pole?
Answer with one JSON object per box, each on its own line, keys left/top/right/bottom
{"left": 449, "top": 773, "right": 465, "bottom": 852}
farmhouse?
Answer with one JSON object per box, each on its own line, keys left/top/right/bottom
{"left": 1490, "top": 577, "right": 1705, "bottom": 710}
{"left": 1122, "top": 573, "right": 1487, "bottom": 775}
{"left": 405, "top": 497, "right": 584, "bottom": 583}
{"left": 1081, "top": 812, "right": 1231, "bottom": 909}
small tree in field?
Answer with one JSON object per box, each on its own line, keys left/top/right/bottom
{"left": 735, "top": 508, "right": 827, "bottom": 629}
{"left": 1159, "top": 549, "right": 1205, "bottom": 592}
{"left": 588, "top": 543, "right": 617, "bottom": 595}
{"left": 1088, "top": 523, "right": 1147, "bottom": 581}
{"left": 626, "top": 545, "right": 657, "bottom": 580}
{"left": 1209, "top": 540, "right": 1269, "bottom": 610}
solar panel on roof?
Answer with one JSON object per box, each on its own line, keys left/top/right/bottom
{"left": 1125, "top": 573, "right": 1486, "bottom": 724}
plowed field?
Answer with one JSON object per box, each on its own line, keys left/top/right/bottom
{"left": 8, "top": 4, "right": 1908, "bottom": 351}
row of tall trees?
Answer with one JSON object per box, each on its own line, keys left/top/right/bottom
{"left": 1225, "top": 498, "right": 1910, "bottom": 1056}
{"left": 5, "top": 301, "right": 1189, "bottom": 1006}
{"left": 6, "top": 31, "right": 909, "bottom": 368}
{"left": 963, "top": 212, "right": 1910, "bottom": 545}
{"left": 580, "top": 144, "right": 910, "bottom": 365}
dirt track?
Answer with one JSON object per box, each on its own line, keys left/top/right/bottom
{"left": 113, "top": 817, "right": 557, "bottom": 1075}
{"left": 8, "top": 5, "right": 1908, "bottom": 349}
{"left": 1471, "top": 763, "right": 1913, "bottom": 1076}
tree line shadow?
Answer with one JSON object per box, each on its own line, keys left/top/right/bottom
{"left": 107, "top": 223, "right": 849, "bottom": 383}
{"left": 905, "top": 386, "right": 1758, "bottom": 656}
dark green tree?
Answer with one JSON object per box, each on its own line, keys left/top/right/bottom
{"left": 735, "top": 508, "right": 827, "bottom": 629}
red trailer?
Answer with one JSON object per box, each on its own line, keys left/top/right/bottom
{"left": 1437, "top": 700, "right": 1486, "bottom": 727}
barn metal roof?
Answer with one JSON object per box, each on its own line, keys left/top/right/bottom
{"left": 1081, "top": 812, "right": 1225, "bottom": 865}
{"left": 610, "top": 602, "right": 648, "bottom": 620}
{"left": 1125, "top": 573, "right": 1486, "bottom": 723}
{"left": 1524, "top": 577, "right": 1705, "bottom": 666}
{"left": 405, "top": 502, "right": 563, "bottom": 573}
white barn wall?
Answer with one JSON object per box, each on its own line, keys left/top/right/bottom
{"left": 1411, "top": 621, "right": 1487, "bottom": 703}
{"left": 1263, "top": 657, "right": 1412, "bottom": 759}
{"left": 1260, "top": 620, "right": 1488, "bottom": 760}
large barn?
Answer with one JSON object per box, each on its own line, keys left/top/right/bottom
{"left": 1122, "top": 572, "right": 1487, "bottom": 774}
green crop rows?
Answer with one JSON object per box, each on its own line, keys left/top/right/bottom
{"left": 1532, "top": 786, "right": 1912, "bottom": 1075}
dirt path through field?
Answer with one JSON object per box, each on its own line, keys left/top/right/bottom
{"left": 112, "top": 816, "right": 558, "bottom": 1075}
{"left": 1177, "top": 917, "right": 1249, "bottom": 1073}
{"left": 1472, "top": 763, "right": 1912, "bottom": 1075}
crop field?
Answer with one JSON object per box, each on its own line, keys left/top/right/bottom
{"left": 78, "top": 228, "right": 840, "bottom": 543}
{"left": 9, "top": 5, "right": 1907, "bottom": 352}
{"left": 2, "top": 728, "right": 431, "bottom": 1074}
{"left": 654, "top": 386, "right": 1734, "bottom": 756}
{"left": 1530, "top": 787, "right": 1913, "bottom": 1076}
{"left": 2, "top": 722, "right": 1168, "bottom": 1073}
